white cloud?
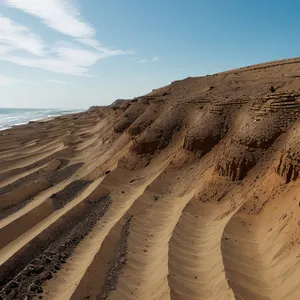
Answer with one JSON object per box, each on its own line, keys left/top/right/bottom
{"left": 0, "top": 75, "right": 34, "bottom": 86}
{"left": 55, "top": 46, "right": 102, "bottom": 65}
{"left": 0, "top": 6, "right": 133, "bottom": 76}
{"left": 136, "top": 56, "right": 160, "bottom": 63}
{"left": 46, "top": 79, "right": 69, "bottom": 84}
{"left": 4, "top": 0, "right": 95, "bottom": 38}
{"left": 1, "top": 53, "right": 94, "bottom": 76}
{"left": 76, "top": 37, "right": 135, "bottom": 55}
{"left": 3, "top": 0, "right": 135, "bottom": 55}
{"left": 76, "top": 38, "right": 101, "bottom": 49}
{"left": 0, "top": 17, "right": 44, "bottom": 55}
{"left": 0, "top": 41, "right": 130, "bottom": 76}
{"left": 0, "top": 45, "right": 14, "bottom": 56}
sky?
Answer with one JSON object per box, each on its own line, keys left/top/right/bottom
{"left": 0, "top": 0, "right": 299, "bottom": 109}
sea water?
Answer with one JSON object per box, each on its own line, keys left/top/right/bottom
{"left": 0, "top": 108, "right": 82, "bottom": 131}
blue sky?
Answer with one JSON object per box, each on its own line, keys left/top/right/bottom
{"left": 0, "top": 0, "right": 299, "bottom": 109}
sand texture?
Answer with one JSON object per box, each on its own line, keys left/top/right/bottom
{"left": 0, "top": 57, "right": 299, "bottom": 300}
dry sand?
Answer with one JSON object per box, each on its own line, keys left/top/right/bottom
{"left": 0, "top": 57, "right": 299, "bottom": 300}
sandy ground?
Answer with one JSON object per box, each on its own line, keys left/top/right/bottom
{"left": 0, "top": 57, "right": 299, "bottom": 300}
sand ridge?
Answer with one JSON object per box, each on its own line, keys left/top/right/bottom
{"left": 0, "top": 57, "right": 299, "bottom": 300}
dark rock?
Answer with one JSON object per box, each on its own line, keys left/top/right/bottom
{"left": 29, "top": 283, "right": 39, "bottom": 292}
{"left": 45, "top": 257, "right": 52, "bottom": 263}
{"left": 44, "top": 271, "right": 53, "bottom": 280}
{"left": 35, "top": 265, "right": 45, "bottom": 274}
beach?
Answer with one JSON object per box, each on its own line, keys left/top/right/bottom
{"left": 0, "top": 57, "right": 299, "bottom": 300}
{"left": 0, "top": 108, "right": 82, "bottom": 131}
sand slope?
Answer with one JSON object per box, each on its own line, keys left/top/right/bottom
{"left": 0, "top": 57, "right": 299, "bottom": 300}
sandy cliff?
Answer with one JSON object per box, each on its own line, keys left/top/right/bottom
{"left": 0, "top": 57, "right": 299, "bottom": 300}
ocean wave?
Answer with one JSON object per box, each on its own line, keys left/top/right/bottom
{"left": 0, "top": 108, "right": 83, "bottom": 131}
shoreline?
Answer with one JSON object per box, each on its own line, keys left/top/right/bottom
{"left": 0, "top": 109, "right": 84, "bottom": 132}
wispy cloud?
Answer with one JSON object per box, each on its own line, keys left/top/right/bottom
{"left": 0, "top": 17, "right": 44, "bottom": 55}
{"left": 46, "top": 79, "right": 69, "bottom": 85}
{"left": 135, "top": 56, "right": 161, "bottom": 64}
{"left": 0, "top": 75, "right": 34, "bottom": 86}
{"left": 3, "top": 0, "right": 134, "bottom": 53}
{"left": 76, "top": 38, "right": 134, "bottom": 55}
{"left": 1, "top": 40, "right": 130, "bottom": 75}
{"left": 4, "top": 0, "right": 95, "bottom": 38}
{"left": 0, "top": 34, "right": 103, "bottom": 75}
{"left": 0, "top": 1, "right": 133, "bottom": 75}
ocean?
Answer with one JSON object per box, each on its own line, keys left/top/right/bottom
{"left": 0, "top": 108, "right": 83, "bottom": 131}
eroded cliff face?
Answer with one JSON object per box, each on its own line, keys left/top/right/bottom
{"left": 0, "top": 58, "right": 299, "bottom": 300}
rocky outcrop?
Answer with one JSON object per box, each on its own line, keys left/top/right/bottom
{"left": 114, "top": 102, "right": 148, "bottom": 133}
{"left": 183, "top": 111, "right": 226, "bottom": 155}
{"left": 131, "top": 106, "right": 183, "bottom": 154}
{"left": 276, "top": 153, "right": 300, "bottom": 183}
{"left": 216, "top": 155, "right": 257, "bottom": 181}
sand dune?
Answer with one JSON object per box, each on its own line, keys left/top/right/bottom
{"left": 0, "top": 57, "right": 299, "bottom": 300}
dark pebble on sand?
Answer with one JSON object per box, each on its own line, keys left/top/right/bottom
{"left": 43, "top": 271, "right": 53, "bottom": 280}
{"left": 45, "top": 257, "right": 52, "bottom": 263}
{"left": 7, "top": 281, "right": 18, "bottom": 289}
{"left": 35, "top": 265, "right": 45, "bottom": 274}
{"left": 29, "top": 283, "right": 39, "bottom": 292}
